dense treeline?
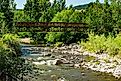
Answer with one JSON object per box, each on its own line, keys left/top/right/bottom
{"left": 15, "top": 0, "right": 86, "bottom": 44}
{"left": 14, "top": 0, "right": 121, "bottom": 44}
{"left": 0, "top": 0, "right": 121, "bottom": 49}
{"left": 84, "top": 0, "right": 121, "bottom": 35}
{"left": 1, "top": 0, "right": 121, "bottom": 44}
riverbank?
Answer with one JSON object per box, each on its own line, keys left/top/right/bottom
{"left": 21, "top": 43, "right": 121, "bottom": 81}
{"left": 53, "top": 44, "right": 121, "bottom": 79}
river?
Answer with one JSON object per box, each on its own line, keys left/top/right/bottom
{"left": 21, "top": 44, "right": 120, "bottom": 81}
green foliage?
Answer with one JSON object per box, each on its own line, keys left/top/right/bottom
{"left": 14, "top": 10, "right": 31, "bottom": 22}
{"left": 69, "top": 11, "right": 83, "bottom": 22}
{"left": 52, "top": 9, "right": 74, "bottom": 22}
{"left": 0, "top": 37, "right": 36, "bottom": 81}
{"left": 0, "top": 1, "right": 39, "bottom": 80}
{"left": 0, "top": 12, "right": 5, "bottom": 34}
{"left": 0, "top": 0, "right": 16, "bottom": 33}
{"left": 24, "top": 0, "right": 66, "bottom": 22}
{"left": 18, "top": 32, "right": 32, "bottom": 38}
{"left": 23, "top": 0, "right": 66, "bottom": 43}
{"left": 2, "top": 34, "right": 21, "bottom": 56}
{"left": 81, "top": 33, "right": 121, "bottom": 57}
{"left": 24, "top": 0, "right": 50, "bottom": 21}
{"left": 82, "top": 1, "right": 121, "bottom": 35}
{"left": 81, "top": 33, "right": 107, "bottom": 52}
{"left": 45, "top": 32, "right": 63, "bottom": 43}
{"left": 30, "top": 32, "right": 46, "bottom": 44}
{"left": 106, "top": 34, "right": 121, "bottom": 56}
{"left": 45, "top": 9, "right": 85, "bottom": 44}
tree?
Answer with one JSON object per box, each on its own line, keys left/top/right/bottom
{"left": 83, "top": 2, "right": 100, "bottom": 32}
{"left": 83, "top": 1, "right": 115, "bottom": 35}
{"left": 24, "top": 0, "right": 51, "bottom": 21}
{"left": 0, "top": 0, "right": 16, "bottom": 33}
{"left": 45, "top": 9, "right": 84, "bottom": 44}
{"left": 24, "top": 0, "right": 66, "bottom": 43}
{"left": 96, "top": 0, "right": 99, "bottom": 3}
{"left": 14, "top": 10, "right": 27, "bottom": 21}
{"left": 69, "top": 11, "right": 83, "bottom": 22}
{"left": 52, "top": 9, "right": 74, "bottom": 22}
{"left": 109, "top": 0, "right": 121, "bottom": 34}
{"left": 45, "top": 9, "right": 73, "bottom": 43}
{"left": 24, "top": 0, "right": 66, "bottom": 22}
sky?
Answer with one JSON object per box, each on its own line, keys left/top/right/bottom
{"left": 15, "top": 0, "right": 104, "bottom": 9}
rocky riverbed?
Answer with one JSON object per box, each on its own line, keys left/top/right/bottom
{"left": 21, "top": 43, "right": 121, "bottom": 80}
{"left": 52, "top": 44, "right": 121, "bottom": 79}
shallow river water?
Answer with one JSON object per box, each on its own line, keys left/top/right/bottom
{"left": 21, "top": 44, "right": 121, "bottom": 81}
{"left": 30, "top": 65, "right": 120, "bottom": 81}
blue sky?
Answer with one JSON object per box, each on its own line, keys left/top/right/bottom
{"left": 15, "top": 0, "right": 104, "bottom": 9}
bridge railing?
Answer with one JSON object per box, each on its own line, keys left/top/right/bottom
{"left": 15, "top": 22, "right": 88, "bottom": 32}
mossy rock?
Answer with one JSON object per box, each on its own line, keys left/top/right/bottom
{"left": 55, "top": 42, "right": 63, "bottom": 47}
{"left": 85, "top": 56, "right": 96, "bottom": 62}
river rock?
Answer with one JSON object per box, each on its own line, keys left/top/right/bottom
{"left": 51, "top": 55, "right": 56, "bottom": 58}
{"left": 81, "top": 73, "right": 85, "bottom": 76}
{"left": 113, "top": 65, "right": 121, "bottom": 79}
{"left": 27, "top": 58, "right": 33, "bottom": 61}
{"left": 45, "top": 59, "right": 64, "bottom": 66}
{"left": 44, "top": 53, "right": 51, "bottom": 57}
{"left": 33, "top": 61, "right": 46, "bottom": 65}
{"left": 20, "top": 38, "right": 31, "bottom": 44}
{"left": 57, "top": 77, "right": 67, "bottom": 81}
{"left": 37, "top": 57, "right": 43, "bottom": 61}
{"left": 51, "top": 75, "right": 58, "bottom": 80}
{"left": 55, "top": 59, "right": 64, "bottom": 65}
{"left": 74, "top": 64, "right": 81, "bottom": 68}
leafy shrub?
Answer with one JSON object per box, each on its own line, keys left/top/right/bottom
{"left": 45, "top": 32, "right": 63, "bottom": 43}
{"left": 0, "top": 36, "right": 35, "bottom": 81}
{"left": 2, "top": 34, "right": 21, "bottom": 56}
{"left": 106, "top": 34, "right": 121, "bottom": 56}
{"left": 0, "top": 35, "right": 37, "bottom": 81}
{"left": 81, "top": 33, "right": 107, "bottom": 52}
{"left": 18, "top": 32, "right": 32, "bottom": 38}
{"left": 81, "top": 33, "right": 121, "bottom": 57}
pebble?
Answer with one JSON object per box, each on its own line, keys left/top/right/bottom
{"left": 81, "top": 73, "right": 85, "bottom": 76}
{"left": 37, "top": 57, "right": 43, "bottom": 60}
{"left": 74, "top": 64, "right": 81, "bottom": 68}
{"left": 33, "top": 61, "right": 46, "bottom": 65}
